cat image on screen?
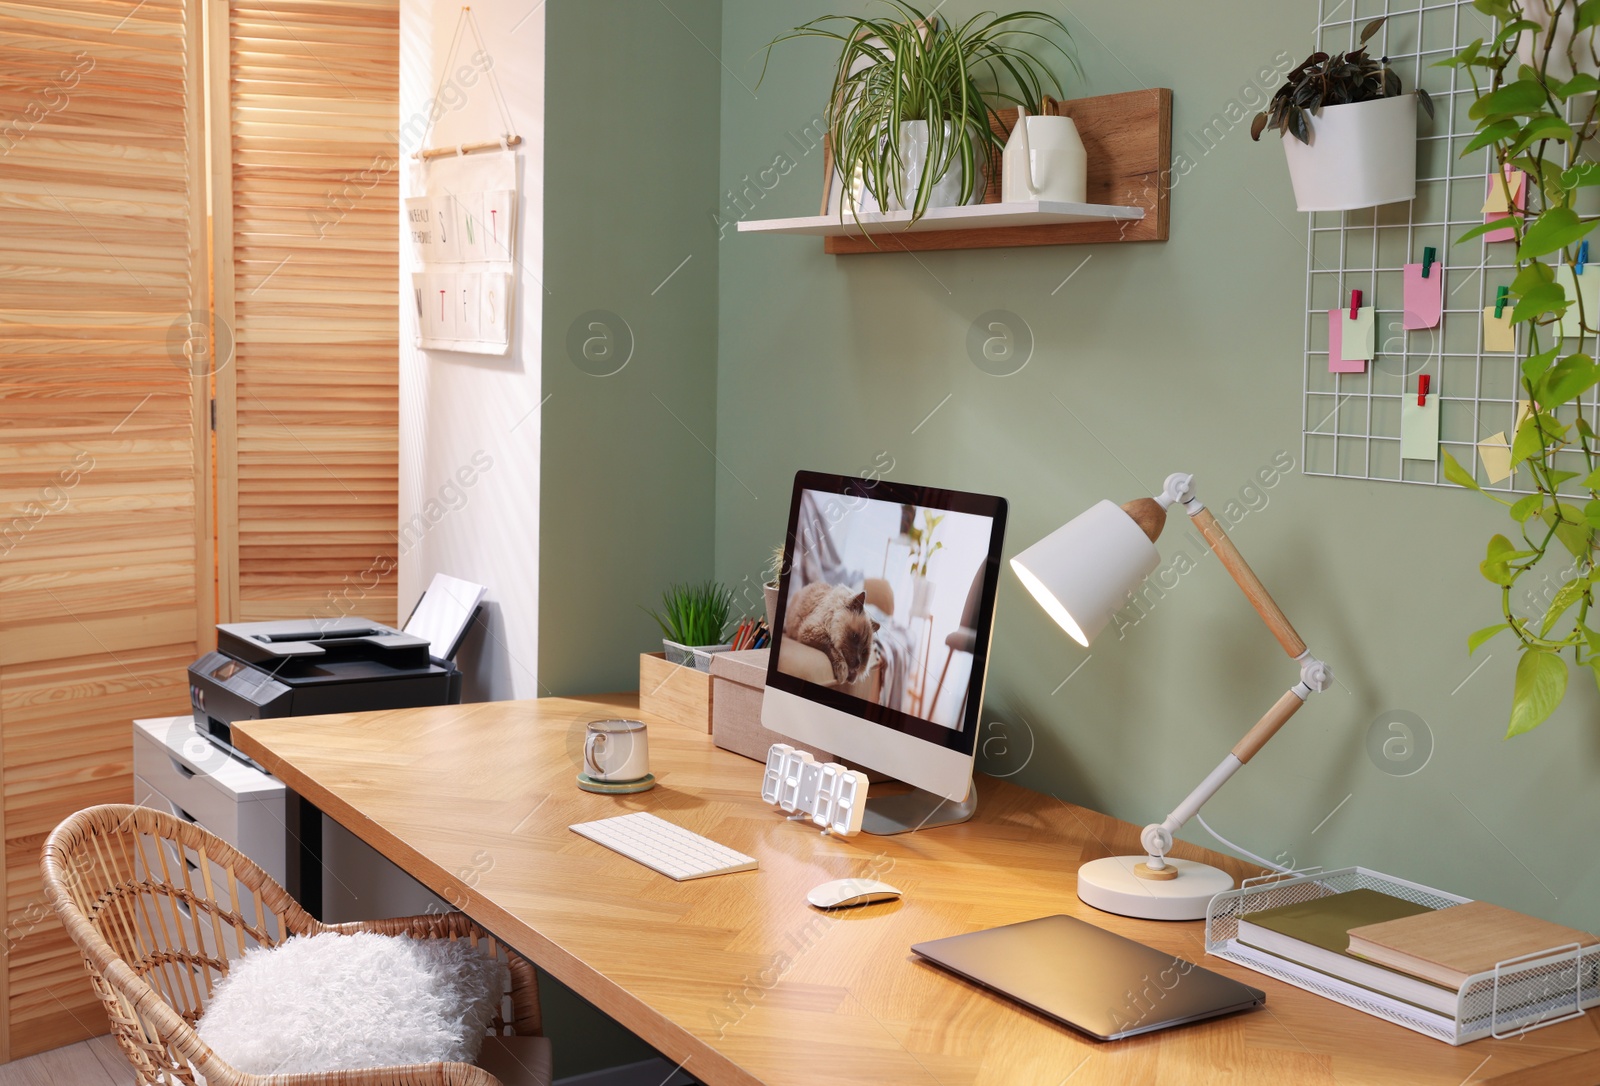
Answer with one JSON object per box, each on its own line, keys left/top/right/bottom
{"left": 785, "top": 582, "right": 879, "bottom": 685}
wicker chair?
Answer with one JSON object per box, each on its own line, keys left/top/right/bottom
{"left": 42, "top": 804, "right": 547, "bottom": 1086}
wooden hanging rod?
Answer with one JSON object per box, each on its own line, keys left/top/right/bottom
{"left": 414, "top": 134, "right": 522, "bottom": 161}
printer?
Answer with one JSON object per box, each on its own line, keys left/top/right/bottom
{"left": 188, "top": 574, "right": 486, "bottom": 761}
{"left": 188, "top": 617, "right": 463, "bottom": 759}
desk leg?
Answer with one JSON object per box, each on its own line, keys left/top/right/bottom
{"left": 284, "top": 790, "right": 323, "bottom": 921}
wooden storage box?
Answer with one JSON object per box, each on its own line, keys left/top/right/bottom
{"left": 639, "top": 651, "right": 713, "bottom": 732}
{"left": 709, "top": 648, "right": 831, "bottom": 763}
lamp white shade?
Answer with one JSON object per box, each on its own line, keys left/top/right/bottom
{"left": 1009, "top": 499, "right": 1160, "bottom": 646}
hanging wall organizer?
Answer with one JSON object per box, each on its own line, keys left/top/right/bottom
{"left": 407, "top": 7, "right": 520, "bottom": 356}
{"left": 1299, "top": 0, "right": 1600, "bottom": 493}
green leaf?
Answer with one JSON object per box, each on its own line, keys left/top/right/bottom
{"left": 1587, "top": 499, "right": 1600, "bottom": 528}
{"left": 1541, "top": 578, "right": 1588, "bottom": 637}
{"left": 1463, "top": 118, "right": 1521, "bottom": 155}
{"left": 1512, "top": 416, "right": 1550, "bottom": 466}
{"left": 1510, "top": 493, "right": 1544, "bottom": 522}
{"left": 1481, "top": 533, "right": 1520, "bottom": 585}
{"left": 1592, "top": 659, "right": 1600, "bottom": 695}
{"left": 1542, "top": 505, "right": 1596, "bottom": 557}
{"left": 1509, "top": 115, "right": 1577, "bottom": 155}
{"left": 1507, "top": 649, "right": 1567, "bottom": 738}
{"left": 1578, "top": 0, "right": 1600, "bottom": 32}
{"left": 1583, "top": 469, "right": 1600, "bottom": 489}
{"left": 1521, "top": 345, "right": 1560, "bottom": 383}
{"left": 1469, "top": 623, "right": 1511, "bottom": 653}
{"left": 1512, "top": 262, "right": 1556, "bottom": 295}
{"left": 1557, "top": 72, "right": 1600, "bottom": 99}
{"left": 1517, "top": 208, "right": 1600, "bottom": 261}
{"left": 1536, "top": 353, "right": 1599, "bottom": 406}
{"left": 1587, "top": 624, "right": 1600, "bottom": 654}
{"left": 1512, "top": 282, "right": 1569, "bottom": 324}
{"left": 1471, "top": 78, "right": 1550, "bottom": 119}
{"left": 1442, "top": 448, "right": 1483, "bottom": 491}
{"left": 1456, "top": 217, "right": 1518, "bottom": 245}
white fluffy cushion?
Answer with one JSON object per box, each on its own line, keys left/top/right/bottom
{"left": 197, "top": 932, "right": 509, "bottom": 1075}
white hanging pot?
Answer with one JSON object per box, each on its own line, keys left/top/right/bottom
{"left": 884, "top": 120, "right": 986, "bottom": 212}
{"left": 1280, "top": 94, "right": 1418, "bottom": 212}
{"left": 1002, "top": 107, "right": 1087, "bottom": 204}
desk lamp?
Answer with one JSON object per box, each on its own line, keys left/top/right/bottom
{"left": 1009, "top": 473, "right": 1332, "bottom": 921}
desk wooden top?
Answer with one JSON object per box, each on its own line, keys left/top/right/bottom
{"left": 234, "top": 696, "right": 1599, "bottom": 1086}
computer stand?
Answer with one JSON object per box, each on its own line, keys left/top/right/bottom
{"left": 861, "top": 780, "right": 977, "bottom": 835}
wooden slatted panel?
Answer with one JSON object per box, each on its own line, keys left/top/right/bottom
{"left": 217, "top": 0, "right": 400, "bottom": 624}
{"left": 0, "top": 0, "right": 206, "bottom": 1059}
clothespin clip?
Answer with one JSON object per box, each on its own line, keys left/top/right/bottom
{"left": 1495, "top": 286, "right": 1509, "bottom": 318}
{"left": 1579, "top": 241, "right": 1589, "bottom": 275}
{"left": 1422, "top": 247, "right": 1436, "bottom": 278}
{"left": 1349, "top": 289, "right": 1363, "bottom": 320}
{"left": 1417, "top": 374, "right": 1431, "bottom": 406}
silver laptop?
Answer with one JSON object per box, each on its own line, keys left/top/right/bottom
{"left": 912, "top": 914, "right": 1265, "bottom": 1041}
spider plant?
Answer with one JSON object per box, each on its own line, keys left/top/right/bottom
{"left": 762, "top": 3, "right": 1075, "bottom": 224}
{"left": 643, "top": 581, "right": 736, "bottom": 648}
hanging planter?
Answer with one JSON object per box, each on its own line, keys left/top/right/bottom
{"left": 1280, "top": 94, "right": 1419, "bottom": 211}
{"left": 1252, "top": 16, "right": 1433, "bottom": 213}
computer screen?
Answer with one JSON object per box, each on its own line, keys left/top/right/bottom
{"left": 763, "top": 471, "right": 1006, "bottom": 796}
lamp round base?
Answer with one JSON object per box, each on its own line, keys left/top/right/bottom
{"left": 1077, "top": 855, "right": 1235, "bottom": 921}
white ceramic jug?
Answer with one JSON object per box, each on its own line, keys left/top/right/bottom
{"left": 1002, "top": 106, "right": 1088, "bottom": 204}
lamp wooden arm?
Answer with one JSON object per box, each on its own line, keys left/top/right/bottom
{"left": 1189, "top": 505, "right": 1307, "bottom": 658}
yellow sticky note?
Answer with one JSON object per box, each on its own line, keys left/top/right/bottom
{"left": 1484, "top": 306, "right": 1516, "bottom": 351}
{"left": 1402, "top": 395, "right": 1441, "bottom": 461}
{"left": 1478, "top": 432, "right": 1512, "bottom": 484}
{"left": 1340, "top": 307, "right": 1375, "bottom": 361}
{"left": 1483, "top": 168, "right": 1524, "bottom": 215}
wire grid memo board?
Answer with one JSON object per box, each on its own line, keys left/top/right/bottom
{"left": 1300, "top": 0, "right": 1600, "bottom": 492}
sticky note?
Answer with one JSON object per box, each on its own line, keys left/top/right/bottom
{"left": 1478, "top": 432, "right": 1513, "bottom": 484}
{"left": 1515, "top": 399, "right": 1538, "bottom": 434}
{"left": 1483, "top": 306, "right": 1516, "bottom": 351}
{"left": 1402, "top": 391, "right": 1441, "bottom": 461}
{"left": 1555, "top": 263, "right": 1600, "bottom": 339}
{"left": 1484, "top": 168, "right": 1526, "bottom": 243}
{"left": 1482, "top": 168, "right": 1523, "bottom": 214}
{"left": 1403, "top": 263, "right": 1442, "bottom": 329}
{"left": 1341, "top": 306, "right": 1375, "bottom": 360}
{"left": 1328, "top": 309, "right": 1366, "bottom": 373}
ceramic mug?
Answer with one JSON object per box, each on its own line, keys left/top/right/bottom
{"left": 583, "top": 719, "right": 649, "bottom": 782}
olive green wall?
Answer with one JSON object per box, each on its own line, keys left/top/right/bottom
{"left": 540, "top": 0, "right": 723, "bottom": 698}
{"left": 713, "top": 2, "right": 1600, "bottom": 930}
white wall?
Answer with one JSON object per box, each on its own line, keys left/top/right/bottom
{"left": 398, "top": 0, "right": 543, "bottom": 700}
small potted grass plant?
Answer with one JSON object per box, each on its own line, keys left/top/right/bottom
{"left": 644, "top": 581, "right": 737, "bottom": 672}
{"left": 763, "top": 3, "right": 1075, "bottom": 224}
{"left": 1251, "top": 16, "right": 1433, "bottom": 211}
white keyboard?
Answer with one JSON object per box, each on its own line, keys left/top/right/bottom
{"left": 569, "top": 811, "right": 758, "bottom": 881}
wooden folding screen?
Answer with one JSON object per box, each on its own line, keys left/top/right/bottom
{"left": 0, "top": 0, "right": 208, "bottom": 1058}
{"left": 213, "top": 0, "right": 401, "bottom": 625}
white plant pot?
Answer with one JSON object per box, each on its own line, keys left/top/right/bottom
{"left": 884, "top": 120, "right": 986, "bottom": 213}
{"left": 910, "top": 574, "right": 936, "bottom": 618}
{"left": 1280, "top": 95, "right": 1418, "bottom": 212}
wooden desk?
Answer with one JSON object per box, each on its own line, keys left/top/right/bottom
{"left": 234, "top": 696, "right": 1599, "bottom": 1086}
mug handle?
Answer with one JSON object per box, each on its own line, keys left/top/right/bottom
{"left": 584, "top": 731, "right": 606, "bottom": 777}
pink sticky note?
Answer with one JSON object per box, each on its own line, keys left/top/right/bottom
{"left": 1485, "top": 168, "right": 1526, "bottom": 244}
{"left": 1403, "top": 263, "right": 1442, "bottom": 329}
{"left": 1328, "top": 309, "right": 1366, "bottom": 373}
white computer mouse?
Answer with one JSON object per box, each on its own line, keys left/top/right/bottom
{"left": 807, "top": 878, "right": 902, "bottom": 910}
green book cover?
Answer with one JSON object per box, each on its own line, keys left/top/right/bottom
{"left": 1242, "top": 889, "right": 1433, "bottom": 955}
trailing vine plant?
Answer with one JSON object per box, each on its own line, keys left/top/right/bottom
{"left": 1441, "top": 0, "right": 1600, "bottom": 735}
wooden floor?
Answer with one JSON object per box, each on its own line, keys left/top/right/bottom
{"left": 0, "top": 1036, "right": 130, "bottom": 1086}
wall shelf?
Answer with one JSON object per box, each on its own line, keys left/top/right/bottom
{"left": 737, "top": 199, "right": 1143, "bottom": 237}
{"left": 738, "top": 88, "right": 1171, "bottom": 255}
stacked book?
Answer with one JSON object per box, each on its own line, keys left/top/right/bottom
{"left": 1236, "top": 890, "right": 1598, "bottom": 1015}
